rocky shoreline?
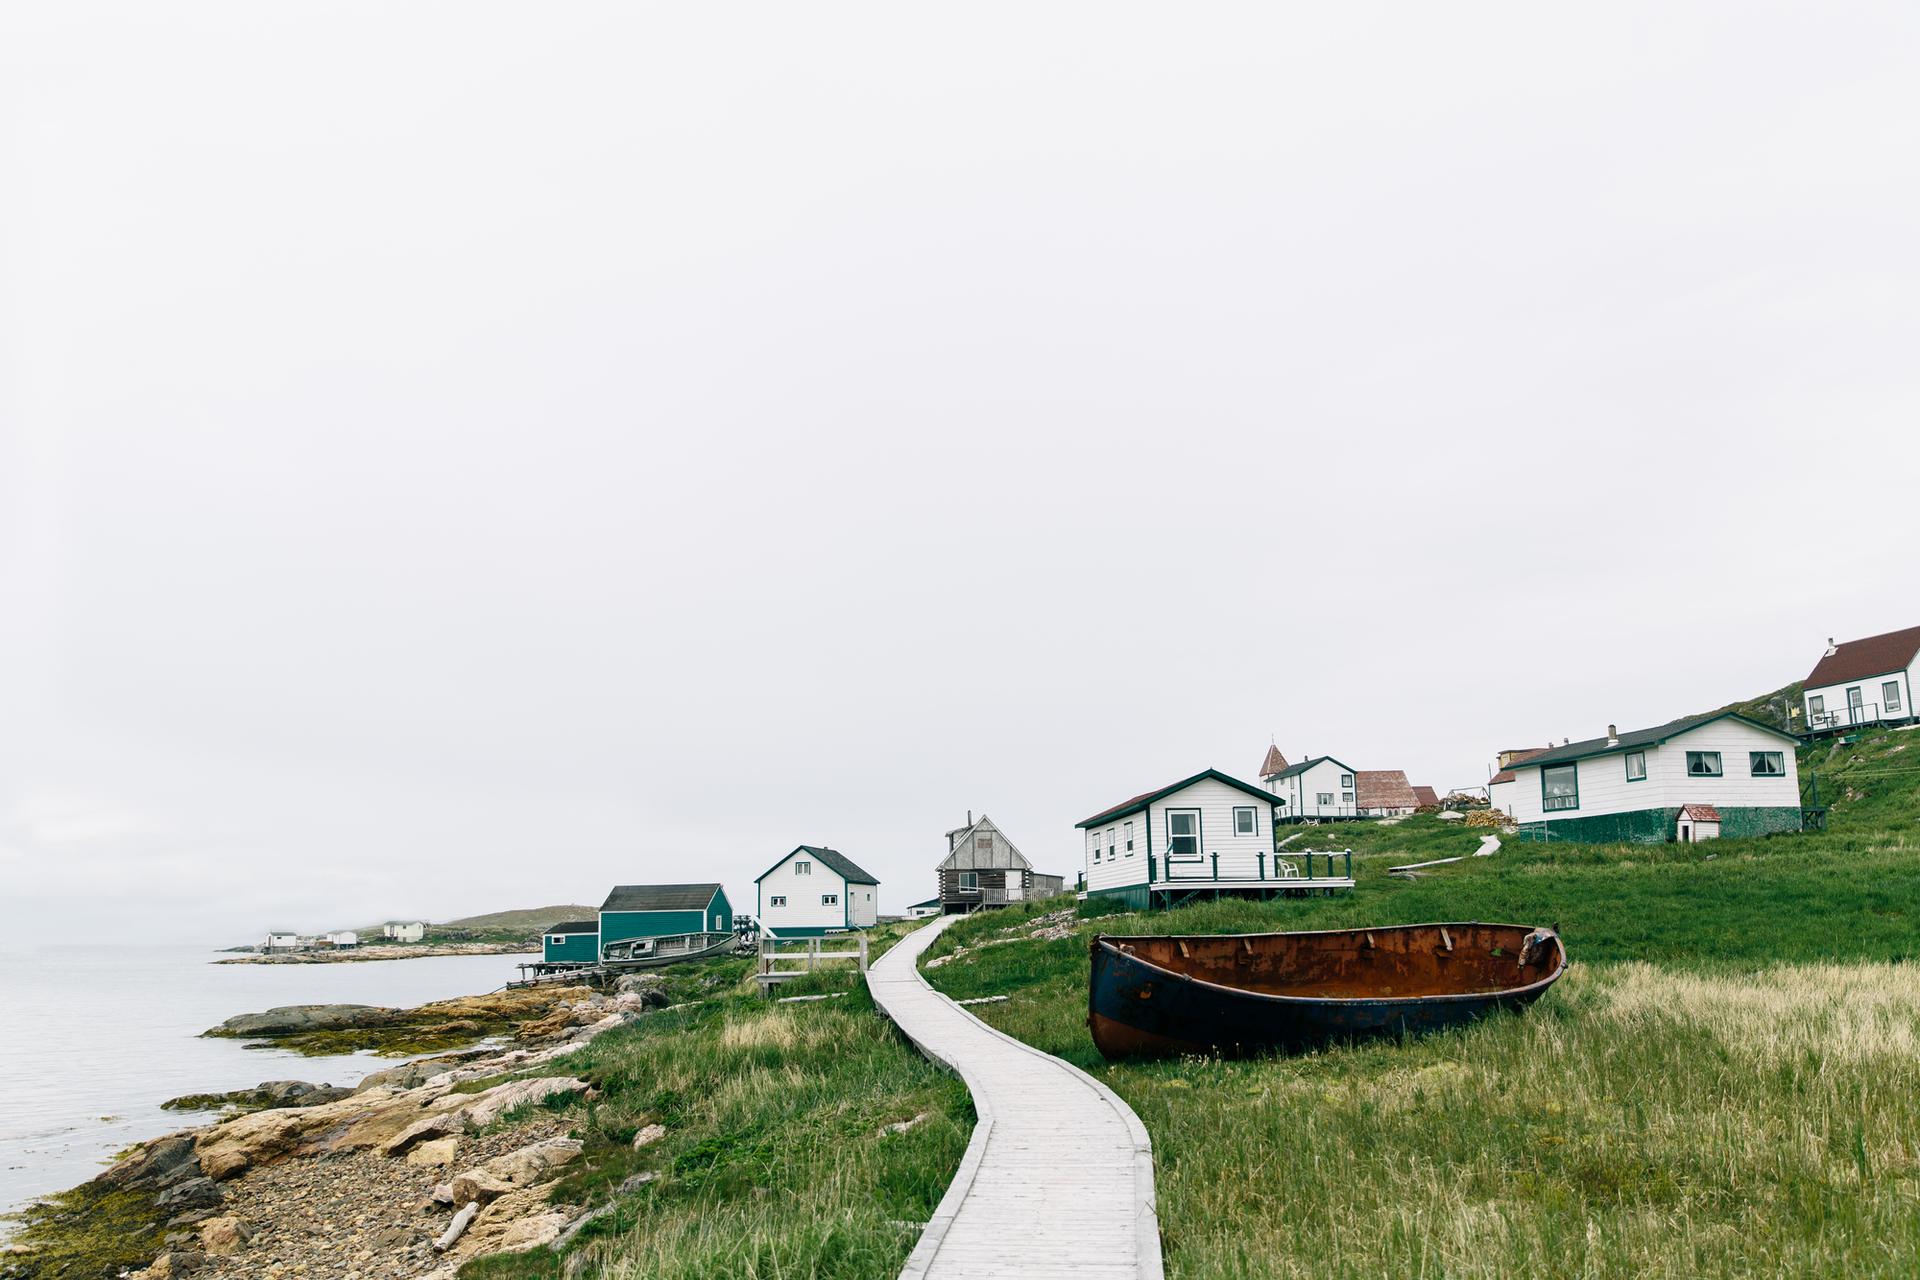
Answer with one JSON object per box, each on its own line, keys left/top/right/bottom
{"left": 216, "top": 944, "right": 538, "bottom": 966}
{"left": 4, "top": 978, "right": 673, "bottom": 1280}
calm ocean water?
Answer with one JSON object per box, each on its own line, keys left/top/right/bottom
{"left": 0, "top": 944, "right": 534, "bottom": 1230}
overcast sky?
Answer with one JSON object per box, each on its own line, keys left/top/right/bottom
{"left": 3, "top": 4, "right": 1917, "bottom": 945}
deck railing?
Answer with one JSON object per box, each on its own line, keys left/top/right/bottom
{"left": 1150, "top": 848, "right": 1353, "bottom": 883}
{"left": 1808, "top": 701, "right": 1891, "bottom": 732}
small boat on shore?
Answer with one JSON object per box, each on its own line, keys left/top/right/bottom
{"left": 1088, "top": 922, "right": 1566, "bottom": 1059}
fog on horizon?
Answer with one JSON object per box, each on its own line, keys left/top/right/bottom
{"left": 3, "top": 3, "right": 1917, "bottom": 946}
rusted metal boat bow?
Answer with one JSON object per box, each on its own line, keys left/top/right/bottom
{"left": 1088, "top": 922, "right": 1567, "bottom": 1059}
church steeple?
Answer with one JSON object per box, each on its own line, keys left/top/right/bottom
{"left": 1260, "top": 742, "right": 1290, "bottom": 779}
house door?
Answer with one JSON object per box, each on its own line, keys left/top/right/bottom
{"left": 1847, "top": 686, "right": 1865, "bottom": 723}
{"left": 1679, "top": 823, "right": 1691, "bottom": 843}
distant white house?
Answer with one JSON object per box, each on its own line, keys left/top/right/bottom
{"left": 1261, "top": 752, "right": 1360, "bottom": 821}
{"left": 755, "top": 845, "right": 880, "bottom": 938}
{"left": 1487, "top": 747, "right": 1549, "bottom": 817}
{"left": 325, "top": 930, "right": 359, "bottom": 948}
{"left": 905, "top": 897, "right": 941, "bottom": 919}
{"left": 382, "top": 921, "right": 426, "bottom": 943}
{"left": 264, "top": 931, "right": 300, "bottom": 952}
{"left": 1802, "top": 626, "right": 1919, "bottom": 732}
{"left": 1501, "top": 711, "right": 1802, "bottom": 842}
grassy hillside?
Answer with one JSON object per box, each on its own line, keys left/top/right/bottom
{"left": 343, "top": 905, "right": 600, "bottom": 944}
{"left": 334, "top": 726, "right": 1915, "bottom": 1278}
{"left": 914, "top": 724, "right": 1920, "bottom": 1278}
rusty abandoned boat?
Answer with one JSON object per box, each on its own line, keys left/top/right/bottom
{"left": 1088, "top": 922, "right": 1566, "bottom": 1059}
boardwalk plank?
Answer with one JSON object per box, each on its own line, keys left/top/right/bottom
{"left": 868, "top": 916, "right": 1164, "bottom": 1280}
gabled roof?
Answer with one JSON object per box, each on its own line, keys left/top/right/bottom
{"left": 1411, "top": 785, "right": 1440, "bottom": 808}
{"left": 600, "top": 883, "right": 724, "bottom": 913}
{"left": 1505, "top": 711, "right": 1798, "bottom": 772}
{"left": 1356, "top": 770, "right": 1417, "bottom": 810}
{"left": 545, "top": 920, "right": 597, "bottom": 935}
{"left": 1077, "top": 768, "right": 1276, "bottom": 828}
{"left": 1268, "top": 754, "right": 1358, "bottom": 781}
{"left": 938, "top": 815, "right": 1031, "bottom": 872}
{"left": 756, "top": 845, "right": 879, "bottom": 885}
{"left": 1259, "top": 744, "right": 1290, "bottom": 778}
{"left": 1680, "top": 803, "right": 1721, "bottom": 822}
{"left": 908, "top": 897, "right": 940, "bottom": 909}
{"left": 1805, "top": 625, "right": 1920, "bottom": 688}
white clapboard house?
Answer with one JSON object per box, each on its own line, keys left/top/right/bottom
{"left": 755, "top": 845, "right": 880, "bottom": 938}
{"left": 1499, "top": 711, "right": 1802, "bottom": 843}
{"left": 1260, "top": 748, "right": 1362, "bottom": 821}
{"left": 1802, "top": 626, "right": 1919, "bottom": 733}
{"left": 1079, "top": 767, "right": 1353, "bottom": 912}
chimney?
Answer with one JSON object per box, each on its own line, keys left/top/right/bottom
{"left": 1563, "top": 738, "right": 1570, "bottom": 746}
{"left": 1606, "top": 723, "right": 1618, "bottom": 747}
{"left": 1825, "top": 637, "right": 1838, "bottom": 655}
{"left": 967, "top": 810, "right": 973, "bottom": 827}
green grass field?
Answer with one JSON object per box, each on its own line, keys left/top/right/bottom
{"left": 453, "top": 724, "right": 1918, "bottom": 1278}
{"left": 912, "top": 724, "right": 1920, "bottom": 1277}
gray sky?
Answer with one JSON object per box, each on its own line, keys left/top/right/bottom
{"left": 4, "top": 4, "right": 1918, "bottom": 944}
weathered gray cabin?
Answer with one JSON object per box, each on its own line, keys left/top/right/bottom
{"left": 938, "top": 814, "right": 1064, "bottom": 914}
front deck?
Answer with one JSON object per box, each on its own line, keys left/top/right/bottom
{"left": 1082, "top": 848, "right": 1355, "bottom": 910}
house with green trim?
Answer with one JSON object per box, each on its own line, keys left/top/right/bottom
{"left": 1801, "top": 625, "right": 1918, "bottom": 733}
{"left": 598, "top": 883, "right": 734, "bottom": 961}
{"left": 541, "top": 919, "right": 599, "bottom": 966}
{"left": 1501, "top": 711, "right": 1803, "bottom": 842}
{"left": 1259, "top": 749, "right": 1361, "bottom": 821}
{"left": 1079, "top": 767, "right": 1355, "bottom": 912}
{"left": 755, "top": 846, "right": 879, "bottom": 937}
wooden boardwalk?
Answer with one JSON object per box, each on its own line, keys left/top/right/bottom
{"left": 868, "top": 916, "right": 1163, "bottom": 1280}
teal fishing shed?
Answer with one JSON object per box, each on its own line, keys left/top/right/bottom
{"left": 599, "top": 883, "right": 734, "bottom": 948}
{"left": 542, "top": 920, "right": 600, "bottom": 965}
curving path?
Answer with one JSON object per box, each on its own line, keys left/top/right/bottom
{"left": 868, "top": 916, "right": 1163, "bottom": 1280}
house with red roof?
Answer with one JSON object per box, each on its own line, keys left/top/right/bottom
{"left": 1801, "top": 626, "right": 1919, "bottom": 732}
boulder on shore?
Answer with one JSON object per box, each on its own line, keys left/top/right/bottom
{"left": 205, "top": 1005, "right": 394, "bottom": 1038}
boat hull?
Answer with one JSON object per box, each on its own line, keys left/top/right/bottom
{"left": 1088, "top": 922, "right": 1565, "bottom": 1060}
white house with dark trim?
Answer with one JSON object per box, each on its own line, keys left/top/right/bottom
{"left": 755, "top": 845, "right": 880, "bottom": 938}
{"left": 1262, "top": 753, "right": 1360, "bottom": 821}
{"left": 1080, "top": 767, "right": 1353, "bottom": 911}
{"left": 1501, "top": 711, "right": 1802, "bottom": 843}
{"left": 1802, "top": 626, "right": 1919, "bottom": 732}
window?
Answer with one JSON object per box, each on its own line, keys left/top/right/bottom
{"left": 1808, "top": 694, "right": 1825, "bottom": 715}
{"left": 1542, "top": 763, "right": 1579, "bottom": 811}
{"left": 1885, "top": 681, "right": 1904, "bottom": 713}
{"left": 822, "top": 894, "right": 839, "bottom": 906}
{"left": 1316, "top": 792, "right": 1333, "bottom": 806}
{"left": 794, "top": 860, "right": 812, "bottom": 875}
{"left": 1124, "top": 820, "right": 1134, "bottom": 852}
{"left": 1339, "top": 773, "right": 1354, "bottom": 788}
{"left": 1107, "top": 827, "right": 1117, "bottom": 857}
{"left": 1166, "top": 809, "right": 1200, "bottom": 858}
{"left": 1233, "top": 807, "right": 1257, "bottom": 836}
{"left": 975, "top": 833, "right": 992, "bottom": 850}
{"left": 1686, "top": 751, "right": 1722, "bottom": 777}
{"left": 1341, "top": 791, "right": 1354, "bottom": 804}
{"left": 1625, "top": 751, "right": 1647, "bottom": 782}
{"left": 959, "top": 871, "right": 978, "bottom": 889}
{"left": 769, "top": 895, "right": 787, "bottom": 907}
{"left": 1750, "top": 751, "right": 1785, "bottom": 777}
